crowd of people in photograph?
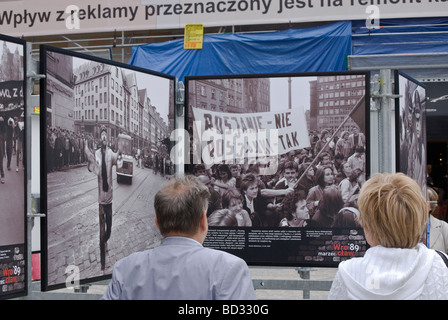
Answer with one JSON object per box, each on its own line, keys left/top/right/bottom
{"left": 46, "top": 126, "right": 90, "bottom": 172}
{"left": 194, "top": 126, "right": 367, "bottom": 229}
{"left": 46, "top": 125, "right": 171, "bottom": 175}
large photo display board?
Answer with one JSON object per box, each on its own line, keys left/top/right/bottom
{"left": 0, "top": 34, "right": 27, "bottom": 299}
{"left": 40, "top": 45, "right": 175, "bottom": 290}
{"left": 185, "top": 72, "right": 370, "bottom": 267}
{"left": 395, "top": 72, "right": 427, "bottom": 193}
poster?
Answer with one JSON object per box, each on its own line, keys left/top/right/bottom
{"left": 185, "top": 72, "right": 369, "bottom": 267}
{"left": 40, "top": 45, "right": 175, "bottom": 290}
{"left": 184, "top": 24, "right": 203, "bottom": 49}
{"left": 0, "top": 34, "right": 27, "bottom": 299}
{"left": 395, "top": 72, "right": 427, "bottom": 193}
{"left": 0, "top": 245, "right": 26, "bottom": 297}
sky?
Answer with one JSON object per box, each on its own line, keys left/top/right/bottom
{"left": 269, "top": 76, "right": 314, "bottom": 112}
{"left": 0, "top": 39, "right": 23, "bottom": 57}
{"left": 134, "top": 71, "right": 171, "bottom": 124}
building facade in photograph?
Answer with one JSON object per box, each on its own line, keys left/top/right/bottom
{"left": 45, "top": 52, "right": 75, "bottom": 130}
{"left": 70, "top": 59, "right": 169, "bottom": 154}
{"left": 309, "top": 74, "right": 365, "bottom": 133}
{"left": 187, "top": 78, "right": 270, "bottom": 132}
{"left": 0, "top": 41, "right": 23, "bottom": 82}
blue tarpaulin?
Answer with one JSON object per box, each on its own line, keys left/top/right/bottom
{"left": 129, "top": 21, "right": 352, "bottom": 82}
{"left": 352, "top": 18, "right": 448, "bottom": 55}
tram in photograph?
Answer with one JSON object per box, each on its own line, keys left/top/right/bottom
{"left": 116, "top": 133, "right": 134, "bottom": 184}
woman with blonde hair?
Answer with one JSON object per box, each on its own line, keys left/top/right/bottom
{"left": 329, "top": 173, "right": 448, "bottom": 300}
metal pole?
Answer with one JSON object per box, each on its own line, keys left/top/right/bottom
{"left": 296, "top": 267, "right": 313, "bottom": 299}
{"left": 23, "top": 42, "right": 47, "bottom": 299}
{"left": 378, "top": 69, "right": 396, "bottom": 173}
{"left": 25, "top": 42, "right": 36, "bottom": 298}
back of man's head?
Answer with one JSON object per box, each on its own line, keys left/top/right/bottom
{"left": 154, "top": 175, "right": 210, "bottom": 237}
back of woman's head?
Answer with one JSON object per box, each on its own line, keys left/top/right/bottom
{"left": 358, "top": 173, "right": 427, "bottom": 248}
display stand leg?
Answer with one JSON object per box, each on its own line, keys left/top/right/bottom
{"left": 296, "top": 267, "right": 314, "bottom": 299}
{"left": 74, "top": 284, "right": 91, "bottom": 293}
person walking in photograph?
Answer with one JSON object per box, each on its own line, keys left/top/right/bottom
{"left": 85, "top": 125, "right": 122, "bottom": 270}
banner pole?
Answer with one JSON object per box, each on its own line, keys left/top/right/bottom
{"left": 294, "top": 95, "right": 365, "bottom": 189}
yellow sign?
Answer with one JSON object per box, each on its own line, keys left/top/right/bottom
{"left": 184, "top": 24, "right": 203, "bottom": 49}
{"left": 34, "top": 107, "right": 40, "bottom": 114}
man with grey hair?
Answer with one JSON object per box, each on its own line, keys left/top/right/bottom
{"left": 102, "top": 174, "right": 256, "bottom": 300}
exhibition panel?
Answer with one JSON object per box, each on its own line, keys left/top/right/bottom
{"left": 395, "top": 72, "right": 427, "bottom": 194}
{"left": 185, "top": 71, "right": 370, "bottom": 267}
{"left": 39, "top": 45, "right": 176, "bottom": 291}
{"left": 0, "top": 33, "right": 27, "bottom": 300}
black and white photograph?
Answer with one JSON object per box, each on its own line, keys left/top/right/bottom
{"left": 0, "top": 34, "right": 27, "bottom": 299}
{"left": 185, "top": 72, "right": 369, "bottom": 267}
{"left": 396, "top": 72, "right": 427, "bottom": 193}
{"left": 40, "top": 46, "right": 175, "bottom": 290}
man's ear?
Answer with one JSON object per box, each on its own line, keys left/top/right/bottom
{"left": 200, "top": 210, "right": 208, "bottom": 231}
{"left": 197, "top": 210, "right": 208, "bottom": 244}
{"left": 154, "top": 216, "right": 160, "bottom": 232}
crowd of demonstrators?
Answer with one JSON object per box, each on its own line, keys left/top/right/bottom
{"left": 46, "top": 124, "right": 174, "bottom": 177}
{"left": 145, "top": 153, "right": 172, "bottom": 177}
{"left": 46, "top": 125, "right": 95, "bottom": 172}
{"left": 0, "top": 115, "right": 24, "bottom": 184}
{"left": 194, "top": 126, "right": 367, "bottom": 229}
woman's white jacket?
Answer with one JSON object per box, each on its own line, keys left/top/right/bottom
{"left": 328, "top": 243, "right": 448, "bottom": 300}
